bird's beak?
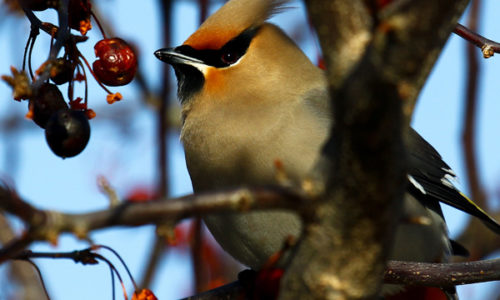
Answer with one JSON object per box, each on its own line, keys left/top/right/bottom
{"left": 154, "top": 47, "right": 204, "bottom": 66}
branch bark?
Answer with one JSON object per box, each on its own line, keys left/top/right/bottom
{"left": 0, "top": 184, "right": 305, "bottom": 263}
{"left": 454, "top": 23, "right": 500, "bottom": 58}
{"left": 279, "top": 1, "right": 470, "bottom": 299}
{"left": 181, "top": 258, "right": 500, "bottom": 300}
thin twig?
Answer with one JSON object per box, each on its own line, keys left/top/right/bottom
{"left": 15, "top": 248, "right": 130, "bottom": 300}
{"left": 191, "top": 218, "right": 205, "bottom": 293}
{"left": 139, "top": 235, "right": 167, "bottom": 289}
{"left": 191, "top": 2, "right": 209, "bottom": 293}
{"left": 461, "top": 0, "right": 487, "bottom": 208}
{"left": 137, "top": 0, "right": 174, "bottom": 290}
{"left": 19, "top": 0, "right": 86, "bottom": 93}
{"left": 454, "top": 23, "right": 500, "bottom": 58}
{"left": 158, "top": 0, "right": 172, "bottom": 201}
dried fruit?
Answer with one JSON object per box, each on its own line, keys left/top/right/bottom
{"left": 45, "top": 109, "right": 90, "bottom": 158}
{"left": 50, "top": 58, "right": 74, "bottom": 85}
{"left": 68, "top": 0, "right": 92, "bottom": 35}
{"left": 25, "top": 0, "right": 58, "bottom": 11}
{"left": 93, "top": 38, "right": 137, "bottom": 86}
{"left": 28, "top": 83, "right": 68, "bottom": 128}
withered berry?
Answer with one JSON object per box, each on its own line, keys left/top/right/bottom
{"left": 93, "top": 38, "right": 137, "bottom": 86}
{"left": 26, "top": 0, "right": 58, "bottom": 11}
{"left": 28, "top": 83, "right": 68, "bottom": 128}
{"left": 45, "top": 109, "right": 90, "bottom": 158}
{"left": 50, "top": 58, "right": 74, "bottom": 85}
{"left": 68, "top": 0, "right": 92, "bottom": 34}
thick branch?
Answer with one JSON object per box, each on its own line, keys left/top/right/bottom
{"left": 280, "top": 1, "right": 470, "bottom": 299}
{"left": 0, "top": 185, "right": 305, "bottom": 263}
{"left": 183, "top": 259, "right": 500, "bottom": 299}
{"left": 385, "top": 259, "right": 500, "bottom": 287}
{"left": 374, "top": 0, "right": 471, "bottom": 118}
{"left": 304, "top": 1, "right": 372, "bottom": 89}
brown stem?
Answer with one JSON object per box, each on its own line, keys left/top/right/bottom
{"left": 158, "top": 0, "right": 172, "bottom": 199}
{"left": 461, "top": 0, "right": 487, "bottom": 210}
{"left": 190, "top": 218, "right": 205, "bottom": 293}
{"left": 137, "top": 0, "right": 174, "bottom": 291}
{"left": 139, "top": 234, "right": 166, "bottom": 289}
{"left": 454, "top": 24, "right": 500, "bottom": 58}
{"left": 385, "top": 259, "right": 500, "bottom": 287}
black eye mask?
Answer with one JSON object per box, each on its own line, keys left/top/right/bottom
{"left": 175, "top": 27, "right": 260, "bottom": 68}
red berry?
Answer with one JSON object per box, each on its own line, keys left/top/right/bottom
{"left": 28, "top": 83, "right": 68, "bottom": 129}
{"left": 45, "top": 109, "right": 90, "bottom": 158}
{"left": 92, "top": 38, "right": 137, "bottom": 86}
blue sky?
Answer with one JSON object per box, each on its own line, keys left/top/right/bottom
{"left": 1, "top": 1, "right": 500, "bottom": 299}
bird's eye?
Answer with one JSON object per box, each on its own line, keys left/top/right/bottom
{"left": 221, "top": 51, "right": 240, "bottom": 65}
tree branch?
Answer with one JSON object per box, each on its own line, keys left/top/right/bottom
{"left": 0, "top": 214, "right": 45, "bottom": 299}
{"left": 461, "top": 0, "right": 486, "bottom": 210}
{"left": 182, "top": 259, "right": 500, "bottom": 299}
{"left": 454, "top": 23, "right": 500, "bottom": 58}
{"left": 385, "top": 259, "right": 500, "bottom": 287}
{"left": 279, "top": 1, "right": 470, "bottom": 299}
{"left": 0, "top": 184, "right": 305, "bottom": 263}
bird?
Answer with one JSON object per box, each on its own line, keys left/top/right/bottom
{"left": 155, "top": 0, "right": 500, "bottom": 298}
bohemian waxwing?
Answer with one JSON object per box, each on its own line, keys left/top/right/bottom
{"left": 155, "top": 0, "right": 500, "bottom": 298}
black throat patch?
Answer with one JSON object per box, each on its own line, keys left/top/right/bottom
{"left": 172, "top": 26, "right": 260, "bottom": 103}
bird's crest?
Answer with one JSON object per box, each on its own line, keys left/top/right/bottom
{"left": 184, "top": 0, "right": 288, "bottom": 50}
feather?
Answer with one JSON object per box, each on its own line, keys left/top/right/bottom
{"left": 184, "top": 0, "right": 289, "bottom": 50}
{"left": 407, "top": 129, "right": 500, "bottom": 234}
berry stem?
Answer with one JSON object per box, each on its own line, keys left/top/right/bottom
{"left": 68, "top": 67, "right": 74, "bottom": 101}
{"left": 22, "top": 35, "right": 32, "bottom": 72}
{"left": 48, "top": 31, "right": 55, "bottom": 60}
{"left": 91, "top": 11, "right": 107, "bottom": 40}
{"left": 109, "top": 263, "right": 116, "bottom": 300}
{"left": 94, "top": 253, "right": 128, "bottom": 300}
{"left": 78, "top": 51, "right": 114, "bottom": 95}
{"left": 78, "top": 61, "right": 89, "bottom": 106}
{"left": 97, "top": 245, "right": 139, "bottom": 291}
{"left": 27, "top": 30, "right": 38, "bottom": 80}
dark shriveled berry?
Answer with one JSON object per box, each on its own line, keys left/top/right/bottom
{"left": 50, "top": 58, "right": 74, "bottom": 85}
{"left": 26, "top": 0, "right": 58, "bottom": 11}
{"left": 93, "top": 38, "right": 137, "bottom": 86}
{"left": 68, "top": 0, "right": 92, "bottom": 33}
{"left": 29, "top": 83, "right": 68, "bottom": 128}
{"left": 45, "top": 110, "right": 90, "bottom": 158}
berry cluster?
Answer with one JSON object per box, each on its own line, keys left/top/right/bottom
{"left": 2, "top": 0, "right": 137, "bottom": 158}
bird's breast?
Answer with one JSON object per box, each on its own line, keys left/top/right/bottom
{"left": 180, "top": 101, "right": 327, "bottom": 191}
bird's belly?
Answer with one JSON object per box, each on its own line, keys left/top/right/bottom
{"left": 204, "top": 195, "right": 449, "bottom": 273}
{"left": 204, "top": 210, "right": 301, "bottom": 270}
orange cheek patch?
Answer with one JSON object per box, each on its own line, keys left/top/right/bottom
{"left": 203, "top": 68, "right": 226, "bottom": 97}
